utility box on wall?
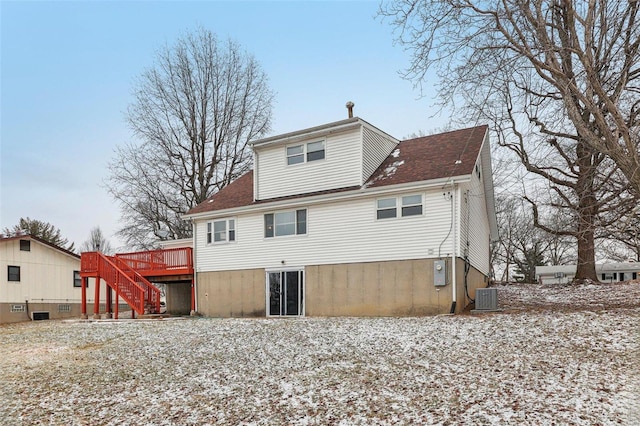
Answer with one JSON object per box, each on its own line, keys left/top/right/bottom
{"left": 434, "top": 260, "right": 447, "bottom": 287}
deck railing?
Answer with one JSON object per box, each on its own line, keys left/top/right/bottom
{"left": 116, "top": 247, "right": 193, "bottom": 276}
{"left": 80, "top": 252, "right": 161, "bottom": 315}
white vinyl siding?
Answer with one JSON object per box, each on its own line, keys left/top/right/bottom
{"left": 362, "top": 126, "right": 398, "bottom": 182}
{"left": 0, "top": 239, "right": 83, "bottom": 304}
{"left": 255, "top": 128, "right": 362, "bottom": 200}
{"left": 459, "top": 161, "right": 491, "bottom": 275}
{"left": 195, "top": 189, "right": 454, "bottom": 272}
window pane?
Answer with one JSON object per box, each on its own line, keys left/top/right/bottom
{"left": 214, "top": 221, "right": 226, "bottom": 242}
{"left": 402, "top": 195, "right": 422, "bottom": 206}
{"left": 265, "top": 214, "right": 274, "bottom": 238}
{"left": 307, "top": 150, "right": 325, "bottom": 161}
{"left": 307, "top": 141, "right": 324, "bottom": 152}
{"left": 20, "top": 240, "right": 30, "bottom": 251}
{"left": 207, "top": 222, "right": 212, "bottom": 244}
{"left": 74, "top": 271, "right": 82, "bottom": 287}
{"left": 377, "top": 209, "right": 397, "bottom": 220}
{"left": 287, "top": 145, "right": 304, "bottom": 165}
{"left": 307, "top": 141, "right": 325, "bottom": 162}
{"left": 402, "top": 205, "right": 423, "bottom": 216}
{"left": 287, "top": 155, "right": 304, "bottom": 165}
{"left": 275, "top": 211, "right": 296, "bottom": 236}
{"left": 8, "top": 266, "right": 20, "bottom": 282}
{"left": 228, "top": 220, "right": 235, "bottom": 241}
{"left": 287, "top": 145, "right": 303, "bottom": 155}
{"left": 296, "top": 210, "right": 307, "bottom": 234}
{"left": 377, "top": 198, "right": 396, "bottom": 209}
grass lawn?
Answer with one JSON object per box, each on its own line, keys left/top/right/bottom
{"left": 1, "top": 282, "right": 639, "bottom": 425}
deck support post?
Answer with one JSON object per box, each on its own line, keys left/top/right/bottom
{"left": 190, "top": 278, "right": 196, "bottom": 316}
{"left": 105, "top": 286, "right": 112, "bottom": 319}
{"left": 93, "top": 277, "right": 101, "bottom": 320}
{"left": 81, "top": 277, "right": 88, "bottom": 319}
{"left": 115, "top": 289, "right": 119, "bottom": 320}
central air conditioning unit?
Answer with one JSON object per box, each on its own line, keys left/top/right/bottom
{"left": 475, "top": 288, "right": 498, "bottom": 310}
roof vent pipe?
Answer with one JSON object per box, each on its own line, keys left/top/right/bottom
{"left": 346, "top": 101, "right": 354, "bottom": 118}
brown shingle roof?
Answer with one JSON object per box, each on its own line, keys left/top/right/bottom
{"left": 365, "top": 125, "right": 488, "bottom": 188}
{"left": 186, "top": 171, "right": 255, "bottom": 215}
{"left": 185, "top": 125, "right": 488, "bottom": 216}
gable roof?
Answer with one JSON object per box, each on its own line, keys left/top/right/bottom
{"left": 0, "top": 234, "right": 80, "bottom": 260}
{"left": 185, "top": 124, "right": 489, "bottom": 217}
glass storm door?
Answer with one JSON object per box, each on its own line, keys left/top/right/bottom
{"left": 268, "top": 270, "right": 304, "bottom": 316}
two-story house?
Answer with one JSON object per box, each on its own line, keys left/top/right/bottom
{"left": 184, "top": 116, "right": 497, "bottom": 316}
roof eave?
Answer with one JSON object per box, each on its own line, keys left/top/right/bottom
{"left": 250, "top": 118, "right": 362, "bottom": 148}
{"left": 183, "top": 174, "right": 473, "bottom": 221}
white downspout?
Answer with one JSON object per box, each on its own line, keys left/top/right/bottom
{"left": 192, "top": 220, "right": 198, "bottom": 314}
{"left": 451, "top": 182, "right": 457, "bottom": 312}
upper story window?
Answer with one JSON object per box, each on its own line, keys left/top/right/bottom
{"left": 376, "top": 198, "right": 397, "bottom": 219}
{"left": 377, "top": 194, "right": 423, "bottom": 220}
{"left": 265, "top": 209, "right": 307, "bottom": 237}
{"left": 401, "top": 195, "right": 423, "bottom": 216}
{"left": 8, "top": 266, "right": 20, "bottom": 282}
{"left": 207, "top": 219, "right": 236, "bottom": 244}
{"left": 286, "top": 140, "right": 325, "bottom": 165}
{"left": 20, "top": 240, "right": 30, "bottom": 251}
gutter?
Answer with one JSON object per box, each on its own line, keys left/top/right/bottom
{"left": 183, "top": 174, "right": 473, "bottom": 222}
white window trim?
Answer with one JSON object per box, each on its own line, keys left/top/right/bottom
{"left": 376, "top": 194, "right": 424, "bottom": 220}
{"left": 207, "top": 218, "right": 237, "bottom": 245}
{"left": 264, "top": 209, "right": 307, "bottom": 238}
{"left": 286, "top": 139, "right": 326, "bottom": 166}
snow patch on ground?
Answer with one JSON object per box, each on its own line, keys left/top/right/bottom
{"left": 1, "top": 283, "right": 639, "bottom": 425}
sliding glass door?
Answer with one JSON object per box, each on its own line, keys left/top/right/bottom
{"left": 267, "top": 270, "right": 304, "bottom": 316}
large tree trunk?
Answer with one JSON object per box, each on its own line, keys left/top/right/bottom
{"left": 573, "top": 141, "right": 599, "bottom": 282}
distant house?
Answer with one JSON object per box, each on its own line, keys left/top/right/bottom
{"left": 184, "top": 117, "right": 498, "bottom": 317}
{"left": 536, "top": 263, "right": 640, "bottom": 285}
{"left": 0, "top": 234, "right": 86, "bottom": 323}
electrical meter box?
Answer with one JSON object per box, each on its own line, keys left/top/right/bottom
{"left": 434, "top": 260, "right": 447, "bottom": 287}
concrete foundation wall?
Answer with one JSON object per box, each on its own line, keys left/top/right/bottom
{"left": 165, "top": 282, "right": 192, "bottom": 315}
{"left": 196, "top": 269, "right": 266, "bottom": 317}
{"left": 196, "top": 258, "right": 489, "bottom": 317}
{"left": 0, "top": 302, "right": 129, "bottom": 324}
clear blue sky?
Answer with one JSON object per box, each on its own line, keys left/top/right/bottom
{"left": 1, "top": 0, "right": 447, "bottom": 250}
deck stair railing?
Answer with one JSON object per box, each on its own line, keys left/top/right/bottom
{"left": 80, "top": 252, "right": 161, "bottom": 316}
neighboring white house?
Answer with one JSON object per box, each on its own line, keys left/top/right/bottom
{"left": 536, "top": 263, "right": 640, "bottom": 285}
{"left": 0, "top": 234, "right": 87, "bottom": 323}
{"left": 184, "top": 116, "right": 498, "bottom": 317}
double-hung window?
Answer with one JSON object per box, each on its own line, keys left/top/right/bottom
{"left": 286, "top": 140, "right": 325, "bottom": 165}
{"left": 376, "top": 198, "right": 397, "bottom": 219}
{"left": 377, "top": 194, "right": 423, "bottom": 220}
{"left": 207, "top": 219, "right": 236, "bottom": 244}
{"left": 265, "top": 209, "right": 307, "bottom": 237}
{"left": 401, "top": 195, "right": 423, "bottom": 216}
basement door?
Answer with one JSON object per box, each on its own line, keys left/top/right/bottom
{"left": 267, "top": 269, "right": 304, "bottom": 316}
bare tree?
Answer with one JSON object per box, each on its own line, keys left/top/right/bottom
{"left": 79, "top": 226, "right": 114, "bottom": 255}
{"left": 381, "top": 0, "right": 640, "bottom": 197}
{"left": 2, "top": 217, "right": 75, "bottom": 251}
{"left": 381, "top": 0, "right": 639, "bottom": 281}
{"left": 107, "top": 28, "right": 274, "bottom": 249}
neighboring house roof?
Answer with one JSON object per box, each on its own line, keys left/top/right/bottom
{"left": 536, "top": 263, "right": 640, "bottom": 277}
{"left": 186, "top": 124, "right": 489, "bottom": 216}
{"left": 0, "top": 234, "right": 80, "bottom": 260}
